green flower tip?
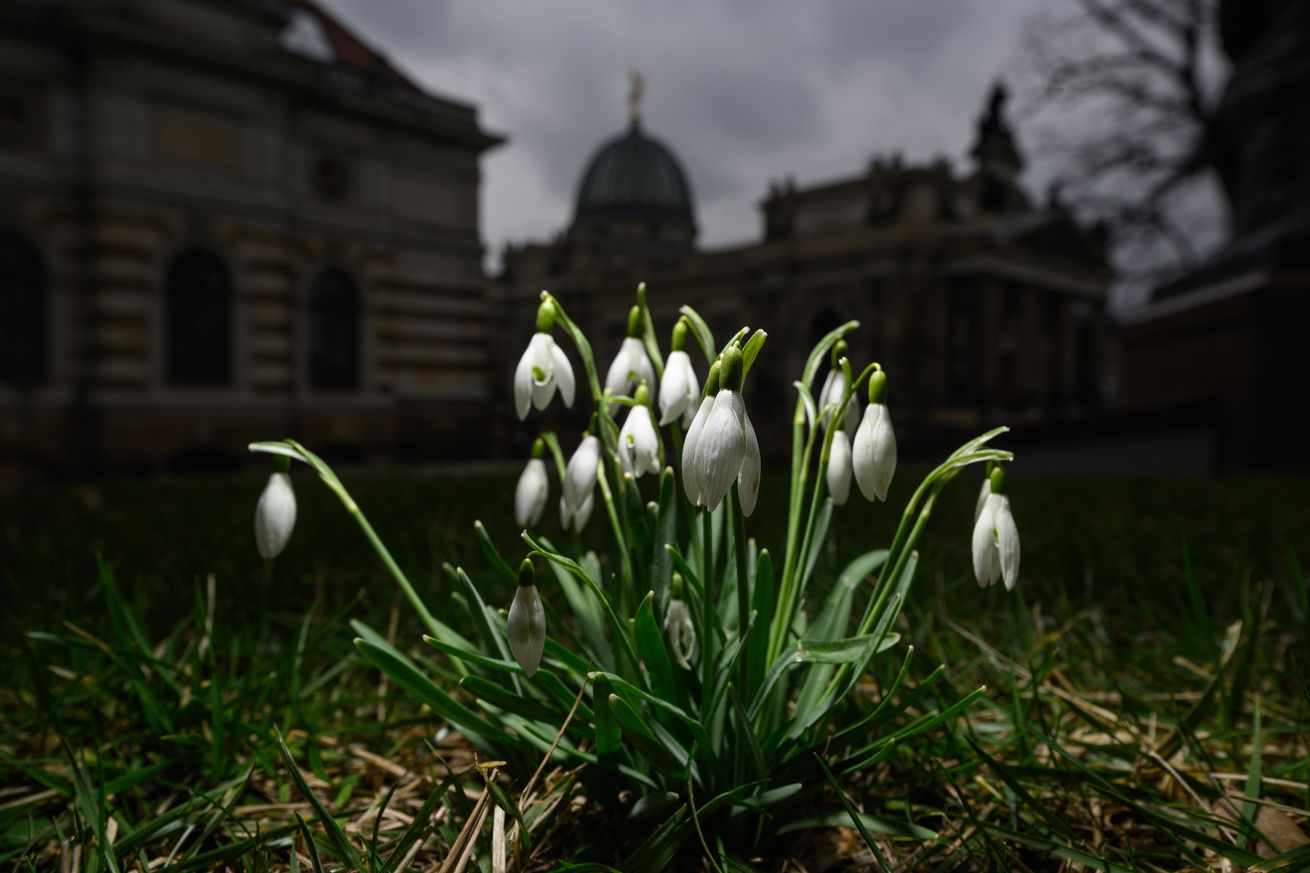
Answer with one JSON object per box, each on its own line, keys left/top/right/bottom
{"left": 587, "top": 412, "right": 599, "bottom": 436}
{"left": 671, "top": 571, "right": 685, "bottom": 599}
{"left": 830, "top": 339, "right": 848, "bottom": 368}
{"left": 636, "top": 282, "right": 647, "bottom": 306}
{"left": 704, "top": 359, "right": 722, "bottom": 396}
{"left": 626, "top": 305, "right": 643, "bottom": 338}
{"left": 989, "top": 464, "right": 1007, "bottom": 495}
{"left": 530, "top": 436, "right": 545, "bottom": 459}
{"left": 517, "top": 558, "right": 536, "bottom": 588}
{"left": 634, "top": 381, "right": 651, "bottom": 407}
{"left": 536, "top": 299, "right": 557, "bottom": 334}
{"left": 274, "top": 455, "right": 291, "bottom": 473}
{"left": 868, "top": 368, "right": 888, "bottom": 405}
{"left": 720, "top": 346, "right": 744, "bottom": 392}
{"left": 671, "top": 317, "right": 689, "bottom": 352}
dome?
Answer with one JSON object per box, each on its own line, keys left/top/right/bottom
{"left": 573, "top": 122, "right": 696, "bottom": 230}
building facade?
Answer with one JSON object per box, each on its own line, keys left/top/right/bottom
{"left": 0, "top": 0, "right": 501, "bottom": 475}
{"left": 495, "top": 85, "right": 1113, "bottom": 456}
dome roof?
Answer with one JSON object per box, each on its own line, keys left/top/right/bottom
{"left": 573, "top": 122, "right": 695, "bottom": 226}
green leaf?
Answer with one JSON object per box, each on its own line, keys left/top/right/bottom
{"left": 650, "top": 468, "right": 678, "bottom": 613}
{"left": 677, "top": 305, "right": 716, "bottom": 365}
{"left": 448, "top": 564, "right": 515, "bottom": 669}
{"left": 607, "top": 693, "right": 686, "bottom": 771}
{"left": 460, "top": 674, "right": 559, "bottom": 723}
{"left": 634, "top": 592, "right": 677, "bottom": 704}
{"left": 740, "top": 329, "right": 768, "bottom": 381}
{"left": 353, "top": 636, "right": 515, "bottom": 752}
{"left": 485, "top": 777, "right": 531, "bottom": 855}
{"left": 747, "top": 549, "right": 774, "bottom": 695}
{"left": 781, "top": 791, "right": 935, "bottom": 842}
{"left": 593, "top": 676, "right": 622, "bottom": 755}
{"left": 799, "top": 321, "right": 859, "bottom": 400}
{"left": 473, "top": 520, "right": 519, "bottom": 585}
{"left": 749, "top": 632, "right": 900, "bottom": 722}
{"left": 276, "top": 730, "right": 362, "bottom": 868}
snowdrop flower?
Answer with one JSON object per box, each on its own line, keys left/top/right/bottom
{"left": 972, "top": 466, "right": 1020, "bottom": 590}
{"left": 680, "top": 360, "right": 718, "bottom": 505}
{"left": 816, "top": 341, "right": 858, "bottom": 438}
{"left": 618, "top": 384, "right": 661, "bottom": 478}
{"left": 852, "top": 369, "right": 897, "bottom": 502}
{"left": 826, "top": 429, "right": 853, "bottom": 505}
{"left": 663, "top": 574, "right": 697, "bottom": 669}
{"left": 514, "top": 437, "right": 549, "bottom": 528}
{"left": 604, "top": 305, "right": 657, "bottom": 399}
{"left": 254, "top": 468, "right": 296, "bottom": 558}
{"left": 513, "top": 299, "right": 575, "bottom": 420}
{"left": 687, "top": 347, "right": 758, "bottom": 513}
{"left": 508, "top": 559, "right": 546, "bottom": 678}
{"left": 560, "top": 433, "right": 600, "bottom": 531}
{"left": 659, "top": 318, "right": 699, "bottom": 427}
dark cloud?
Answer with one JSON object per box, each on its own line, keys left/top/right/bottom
{"left": 316, "top": 0, "right": 1048, "bottom": 254}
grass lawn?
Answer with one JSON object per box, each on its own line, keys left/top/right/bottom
{"left": 2, "top": 469, "right": 1308, "bottom": 870}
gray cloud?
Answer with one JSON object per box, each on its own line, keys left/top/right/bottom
{"left": 316, "top": 0, "right": 1050, "bottom": 255}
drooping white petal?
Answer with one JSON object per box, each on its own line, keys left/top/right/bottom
{"left": 695, "top": 390, "right": 747, "bottom": 512}
{"left": 737, "top": 409, "right": 761, "bottom": 516}
{"left": 663, "top": 599, "right": 698, "bottom": 669}
{"left": 659, "top": 351, "right": 699, "bottom": 427}
{"left": 514, "top": 458, "right": 549, "bottom": 527}
{"left": 826, "top": 430, "right": 853, "bottom": 505}
{"left": 507, "top": 584, "right": 546, "bottom": 678}
{"left": 573, "top": 492, "right": 595, "bottom": 531}
{"left": 254, "top": 472, "right": 297, "bottom": 558}
{"left": 818, "top": 369, "right": 843, "bottom": 430}
{"left": 972, "top": 493, "right": 1002, "bottom": 588}
{"left": 680, "top": 396, "right": 713, "bottom": 504}
{"left": 974, "top": 477, "right": 992, "bottom": 522}
{"left": 619, "top": 405, "right": 660, "bottom": 478}
{"left": 563, "top": 436, "right": 600, "bottom": 508}
{"left": 512, "top": 337, "right": 540, "bottom": 420}
{"left": 604, "top": 337, "right": 656, "bottom": 398}
{"left": 994, "top": 495, "right": 1020, "bottom": 591}
{"left": 852, "top": 403, "right": 896, "bottom": 502}
{"left": 548, "top": 337, "right": 575, "bottom": 408}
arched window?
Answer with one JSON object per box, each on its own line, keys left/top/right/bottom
{"left": 166, "top": 248, "right": 232, "bottom": 384}
{"left": 0, "top": 231, "right": 46, "bottom": 386}
{"left": 308, "top": 268, "right": 359, "bottom": 389}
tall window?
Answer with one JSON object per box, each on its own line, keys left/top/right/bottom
{"left": 166, "top": 248, "right": 232, "bottom": 384}
{"left": 309, "top": 269, "right": 359, "bottom": 389}
{"left": 0, "top": 231, "right": 46, "bottom": 386}
{"left": 946, "top": 283, "right": 980, "bottom": 402}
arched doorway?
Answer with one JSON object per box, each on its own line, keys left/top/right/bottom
{"left": 0, "top": 231, "right": 46, "bottom": 386}
{"left": 166, "top": 248, "right": 232, "bottom": 385}
{"left": 308, "top": 268, "right": 360, "bottom": 390}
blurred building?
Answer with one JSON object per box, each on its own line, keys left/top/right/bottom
{"left": 1119, "top": 0, "right": 1310, "bottom": 470}
{"left": 0, "top": 0, "right": 501, "bottom": 475}
{"left": 495, "top": 84, "right": 1113, "bottom": 455}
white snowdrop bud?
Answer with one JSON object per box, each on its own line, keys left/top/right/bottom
{"left": 971, "top": 467, "right": 1020, "bottom": 591}
{"left": 663, "top": 596, "right": 697, "bottom": 670}
{"left": 659, "top": 350, "right": 700, "bottom": 428}
{"left": 561, "top": 434, "right": 600, "bottom": 531}
{"left": 254, "top": 470, "right": 296, "bottom": 559}
{"left": 851, "top": 370, "right": 896, "bottom": 502}
{"left": 514, "top": 439, "right": 549, "bottom": 528}
{"left": 512, "top": 300, "right": 576, "bottom": 420}
{"left": 827, "top": 429, "right": 853, "bottom": 505}
{"left": 618, "top": 385, "right": 661, "bottom": 478}
{"left": 604, "top": 306, "right": 657, "bottom": 399}
{"left": 508, "top": 560, "right": 546, "bottom": 678}
{"left": 693, "top": 348, "right": 748, "bottom": 512}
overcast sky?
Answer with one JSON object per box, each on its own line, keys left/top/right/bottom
{"left": 317, "top": 1, "right": 1055, "bottom": 259}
